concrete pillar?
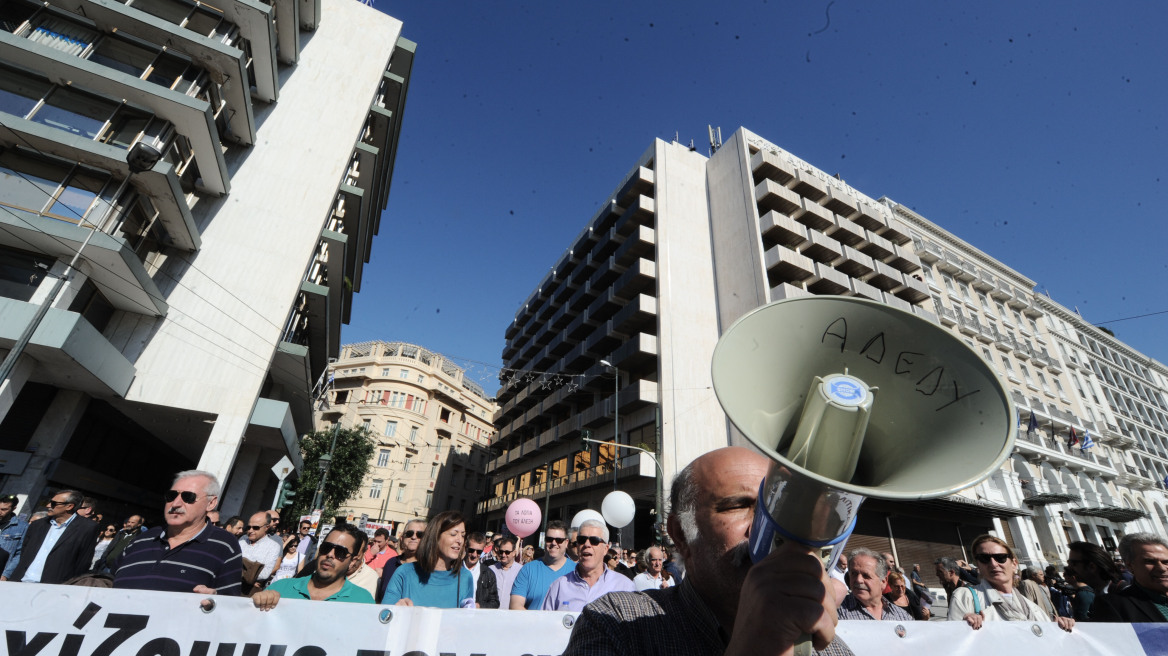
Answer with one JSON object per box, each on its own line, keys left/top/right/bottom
{"left": 0, "top": 355, "right": 36, "bottom": 426}
{"left": 197, "top": 414, "right": 249, "bottom": 486}
{"left": 0, "top": 390, "right": 90, "bottom": 505}
{"left": 219, "top": 443, "right": 261, "bottom": 518}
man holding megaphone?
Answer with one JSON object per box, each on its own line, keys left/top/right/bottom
{"left": 563, "top": 447, "right": 852, "bottom": 656}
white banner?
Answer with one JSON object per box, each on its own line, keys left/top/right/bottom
{"left": 2, "top": 583, "right": 1165, "bottom": 656}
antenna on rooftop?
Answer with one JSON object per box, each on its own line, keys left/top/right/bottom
{"left": 708, "top": 125, "right": 723, "bottom": 155}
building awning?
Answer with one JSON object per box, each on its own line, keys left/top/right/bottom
{"left": 1071, "top": 505, "right": 1149, "bottom": 523}
{"left": 1022, "top": 492, "right": 1080, "bottom": 506}
{"left": 910, "top": 495, "right": 1035, "bottom": 519}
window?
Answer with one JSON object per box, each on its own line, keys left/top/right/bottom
{"left": 396, "top": 484, "right": 405, "bottom": 502}
{"left": 384, "top": 421, "right": 397, "bottom": 437}
{"left": 417, "top": 374, "right": 425, "bottom": 383}
{"left": 439, "top": 408, "right": 452, "bottom": 423}
{"left": 996, "top": 302, "right": 1008, "bottom": 319}
{"left": 978, "top": 292, "right": 991, "bottom": 310}
{"left": 982, "top": 348, "right": 995, "bottom": 366}
{"left": 1038, "top": 372, "right": 1051, "bottom": 394}
{"left": 1021, "top": 364, "right": 1034, "bottom": 384}
{"left": 922, "top": 267, "right": 935, "bottom": 284}
{"left": 1030, "top": 319, "right": 1040, "bottom": 334}
{"left": 334, "top": 390, "right": 349, "bottom": 405}
{"left": 1055, "top": 378, "right": 1067, "bottom": 398}
{"left": 400, "top": 368, "right": 409, "bottom": 379}
{"left": 409, "top": 426, "right": 419, "bottom": 443}
{"left": 382, "top": 368, "right": 390, "bottom": 377}
{"left": 960, "top": 282, "right": 971, "bottom": 301}
{"left": 362, "top": 418, "right": 372, "bottom": 432}
{"left": 425, "top": 491, "right": 433, "bottom": 507}
{"left": 369, "top": 479, "right": 383, "bottom": 499}
{"left": 377, "top": 449, "right": 390, "bottom": 467}
{"left": 404, "top": 454, "right": 413, "bottom": 471}
{"left": 431, "top": 463, "right": 439, "bottom": 478}
{"left": 942, "top": 273, "right": 955, "bottom": 293}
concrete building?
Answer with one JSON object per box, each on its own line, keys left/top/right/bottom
{"left": 318, "top": 341, "right": 495, "bottom": 531}
{"left": 482, "top": 126, "right": 1167, "bottom": 578}
{"left": 0, "top": 0, "right": 413, "bottom": 522}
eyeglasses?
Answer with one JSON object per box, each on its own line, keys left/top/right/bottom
{"left": 975, "top": 553, "right": 1010, "bottom": 564}
{"left": 46, "top": 500, "right": 72, "bottom": 508}
{"left": 547, "top": 536, "right": 568, "bottom": 544}
{"left": 497, "top": 549, "right": 514, "bottom": 555}
{"left": 163, "top": 490, "right": 211, "bottom": 504}
{"left": 575, "top": 535, "right": 605, "bottom": 547}
{"left": 466, "top": 548, "right": 483, "bottom": 555}
{"left": 318, "top": 542, "right": 353, "bottom": 560}
{"left": 247, "top": 525, "right": 269, "bottom": 532}
{"left": 402, "top": 530, "right": 423, "bottom": 539}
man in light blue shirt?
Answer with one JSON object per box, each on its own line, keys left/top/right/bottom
{"left": 9, "top": 490, "right": 98, "bottom": 584}
{"left": 543, "top": 520, "right": 634, "bottom": 611}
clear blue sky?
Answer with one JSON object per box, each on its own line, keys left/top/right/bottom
{"left": 343, "top": 1, "right": 1168, "bottom": 391}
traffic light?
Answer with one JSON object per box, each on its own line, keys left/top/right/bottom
{"left": 277, "top": 481, "right": 296, "bottom": 508}
{"left": 581, "top": 429, "right": 592, "bottom": 453}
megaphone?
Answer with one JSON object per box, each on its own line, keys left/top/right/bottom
{"left": 710, "top": 296, "right": 1015, "bottom": 564}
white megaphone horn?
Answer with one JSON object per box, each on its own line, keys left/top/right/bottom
{"left": 710, "top": 296, "right": 1016, "bottom": 565}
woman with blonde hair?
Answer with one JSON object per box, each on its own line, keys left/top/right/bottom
{"left": 948, "top": 534, "right": 1074, "bottom": 632}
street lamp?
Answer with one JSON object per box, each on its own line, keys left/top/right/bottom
{"left": 599, "top": 359, "right": 619, "bottom": 490}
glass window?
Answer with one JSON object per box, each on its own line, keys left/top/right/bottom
{"left": 32, "top": 87, "right": 116, "bottom": 140}
{"left": 377, "top": 449, "right": 390, "bottom": 467}
{"left": 48, "top": 168, "right": 104, "bottom": 221}
{"left": 103, "top": 108, "right": 152, "bottom": 148}
{"left": 129, "top": 0, "right": 194, "bottom": 25}
{"left": 409, "top": 426, "right": 418, "bottom": 443}
{"left": 425, "top": 490, "right": 433, "bottom": 507}
{"left": 400, "top": 368, "right": 409, "bottom": 379}
{"left": 403, "top": 454, "right": 412, "bottom": 471}
{"left": 0, "top": 245, "right": 53, "bottom": 302}
{"left": 430, "top": 463, "right": 438, "bottom": 478}
{"left": 369, "top": 480, "right": 382, "bottom": 499}
{"left": 89, "top": 36, "right": 157, "bottom": 78}
{"left": 384, "top": 421, "right": 396, "bottom": 437}
{"left": 396, "top": 484, "right": 405, "bottom": 502}
{"left": 0, "top": 150, "right": 66, "bottom": 215}
{"left": 0, "top": 68, "right": 50, "bottom": 119}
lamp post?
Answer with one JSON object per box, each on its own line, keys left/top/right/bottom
{"left": 0, "top": 141, "right": 162, "bottom": 385}
{"left": 599, "top": 359, "right": 619, "bottom": 491}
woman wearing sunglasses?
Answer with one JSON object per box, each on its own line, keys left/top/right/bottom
{"left": 381, "top": 511, "right": 475, "bottom": 608}
{"left": 90, "top": 524, "right": 118, "bottom": 572}
{"left": 270, "top": 535, "right": 305, "bottom": 583}
{"left": 948, "top": 535, "right": 1075, "bottom": 632}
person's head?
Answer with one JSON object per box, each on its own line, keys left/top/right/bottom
{"left": 544, "top": 519, "right": 569, "bottom": 562}
{"left": 575, "top": 520, "right": 609, "bottom": 574}
{"left": 77, "top": 497, "right": 97, "bottom": 519}
{"left": 372, "top": 527, "right": 390, "bottom": 552}
{"left": 283, "top": 535, "right": 300, "bottom": 555}
{"left": 643, "top": 545, "right": 665, "bottom": 576}
{"left": 970, "top": 534, "right": 1018, "bottom": 592}
{"left": 567, "top": 526, "right": 581, "bottom": 561}
{"left": 1021, "top": 567, "right": 1043, "bottom": 584}
{"left": 123, "top": 514, "right": 144, "bottom": 532}
{"left": 46, "top": 490, "right": 83, "bottom": 522}
{"left": 315, "top": 523, "right": 363, "bottom": 586}
{"left": 522, "top": 544, "right": 535, "bottom": 562}
{"left": 29, "top": 510, "right": 49, "bottom": 523}
{"left": 1067, "top": 541, "right": 1120, "bottom": 592}
{"left": 267, "top": 509, "right": 281, "bottom": 535}
{"left": 386, "top": 536, "right": 399, "bottom": 551}
{"left": 913, "top": 563, "right": 920, "bottom": 573}
{"left": 881, "top": 551, "right": 898, "bottom": 572}
{"left": 666, "top": 446, "right": 770, "bottom": 621}
{"left": 299, "top": 520, "right": 312, "bottom": 536}
{"left": 400, "top": 519, "right": 426, "bottom": 554}
{"left": 1118, "top": 533, "right": 1168, "bottom": 595}
{"left": 605, "top": 548, "right": 621, "bottom": 570}
{"left": 846, "top": 548, "right": 889, "bottom": 608}
{"left": 165, "top": 471, "right": 220, "bottom": 531}
{"left": 0, "top": 495, "right": 16, "bottom": 519}
{"left": 934, "top": 556, "right": 961, "bottom": 586}
{"left": 246, "top": 512, "right": 272, "bottom": 544}
{"left": 495, "top": 536, "right": 517, "bottom": 567}
{"left": 206, "top": 509, "right": 220, "bottom": 524}
{"left": 465, "top": 531, "right": 487, "bottom": 568}
{"left": 887, "top": 571, "right": 907, "bottom": 597}
{"left": 100, "top": 523, "right": 118, "bottom": 540}
{"left": 416, "top": 511, "right": 466, "bottom": 575}
{"left": 223, "top": 516, "right": 244, "bottom": 536}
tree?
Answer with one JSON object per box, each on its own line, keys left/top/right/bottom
{"left": 288, "top": 426, "right": 375, "bottom": 521}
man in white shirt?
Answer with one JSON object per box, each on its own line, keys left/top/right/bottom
{"left": 239, "top": 511, "right": 282, "bottom": 592}
{"left": 489, "top": 535, "right": 523, "bottom": 605}
{"left": 633, "top": 545, "right": 675, "bottom": 591}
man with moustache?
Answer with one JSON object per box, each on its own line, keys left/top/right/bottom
{"left": 543, "top": 520, "right": 634, "bottom": 611}
{"left": 113, "top": 470, "right": 242, "bottom": 595}
{"left": 563, "top": 447, "right": 852, "bottom": 656}
{"left": 8, "top": 489, "right": 98, "bottom": 584}
{"left": 252, "top": 524, "right": 374, "bottom": 607}
{"left": 836, "top": 549, "right": 912, "bottom": 621}
{"left": 100, "top": 514, "right": 145, "bottom": 572}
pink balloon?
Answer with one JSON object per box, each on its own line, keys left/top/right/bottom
{"left": 505, "top": 498, "right": 542, "bottom": 538}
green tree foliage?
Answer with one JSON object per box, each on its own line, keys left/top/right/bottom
{"left": 1097, "top": 325, "right": 1115, "bottom": 338}
{"left": 288, "top": 426, "right": 375, "bottom": 521}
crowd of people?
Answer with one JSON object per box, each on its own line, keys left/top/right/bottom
{"left": 0, "top": 452, "right": 1165, "bottom": 654}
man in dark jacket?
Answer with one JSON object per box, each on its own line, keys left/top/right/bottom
{"left": 101, "top": 514, "right": 145, "bottom": 572}
{"left": 1091, "top": 532, "right": 1168, "bottom": 622}
{"left": 8, "top": 490, "right": 99, "bottom": 584}
{"left": 465, "top": 532, "right": 499, "bottom": 608}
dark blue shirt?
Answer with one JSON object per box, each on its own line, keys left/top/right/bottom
{"left": 113, "top": 522, "right": 242, "bottom": 595}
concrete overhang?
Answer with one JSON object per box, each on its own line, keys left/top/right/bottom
{"left": 0, "top": 297, "right": 136, "bottom": 397}
{"left": 321, "top": 229, "right": 346, "bottom": 336}
{"left": 336, "top": 183, "right": 363, "bottom": 304}
{"left": 220, "top": 0, "right": 278, "bottom": 102}
{"left": 41, "top": 0, "right": 256, "bottom": 146}
{"left": 0, "top": 114, "right": 200, "bottom": 251}
{"left": 0, "top": 31, "right": 230, "bottom": 195}
{"left": 248, "top": 397, "right": 305, "bottom": 472}
{"left": 272, "top": 0, "right": 301, "bottom": 65}
{"left": 0, "top": 213, "right": 168, "bottom": 317}
{"left": 299, "top": 280, "right": 332, "bottom": 379}
{"left": 298, "top": 0, "right": 321, "bottom": 31}
{"left": 270, "top": 341, "right": 314, "bottom": 433}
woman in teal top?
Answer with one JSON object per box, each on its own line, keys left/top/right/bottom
{"left": 382, "top": 510, "right": 475, "bottom": 608}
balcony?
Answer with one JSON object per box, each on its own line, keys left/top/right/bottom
{"left": 884, "top": 242, "right": 922, "bottom": 274}
{"left": 616, "top": 166, "right": 655, "bottom": 206}
{"left": 614, "top": 224, "right": 655, "bottom": 266}
{"left": 755, "top": 179, "right": 801, "bottom": 216}
{"left": 936, "top": 250, "right": 964, "bottom": 276}
{"left": 798, "top": 230, "right": 843, "bottom": 264}
{"left": 851, "top": 201, "right": 887, "bottom": 232}
{"left": 613, "top": 258, "right": 656, "bottom": 300}
{"left": 760, "top": 210, "right": 809, "bottom": 248}
{"left": 914, "top": 238, "right": 942, "bottom": 264}
{"left": 1007, "top": 291, "right": 1029, "bottom": 311}
{"left": 835, "top": 245, "right": 874, "bottom": 278}
{"left": 791, "top": 170, "right": 828, "bottom": 202}
{"left": 973, "top": 269, "right": 995, "bottom": 292}
{"left": 957, "top": 314, "right": 980, "bottom": 337}
{"left": 764, "top": 245, "right": 815, "bottom": 286}
{"left": 750, "top": 148, "right": 796, "bottom": 185}
{"left": 893, "top": 274, "right": 929, "bottom": 304}
{"left": 827, "top": 215, "right": 866, "bottom": 248}
{"left": 806, "top": 262, "right": 850, "bottom": 295}
{"left": 936, "top": 303, "right": 957, "bottom": 326}
{"left": 859, "top": 229, "right": 894, "bottom": 261}
{"left": 612, "top": 293, "right": 657, "bottom": 335}
{"left": 878, "top": 217, "right": 912, "bottom": 246}
{"left": 865, "top": 260, "right": 903, "bottom": 292}
{"left": 822, "top": 186, "right": 858, "bottom": 217}
{"left": 792, "top": 198, "right": 835, "bottom": 232}
{"left": 990, "top": 279, "right": 1013, "bottom": 301}
{"left": 1019, "top": 479, "right": 1079, "bottom": 506}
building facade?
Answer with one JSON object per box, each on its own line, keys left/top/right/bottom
{"left": 0, "top": 0, "right": 413, "bottom": 522}
{"left": 482, "top": 126, "right": 1167, "bottom": 579}
{"left": 319, "top": 341, "right": 495, "bottom": 531}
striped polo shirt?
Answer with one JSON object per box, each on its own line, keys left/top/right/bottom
{"left": 113, "top": 521, "right": 243, "bottom": 595}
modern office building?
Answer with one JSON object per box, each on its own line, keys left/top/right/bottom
{"left": 317, "top": 341, "right": 495, "bottom": 530}
{"left": 481, "top": 126, "right": 1167, "bottom": 576}
{"left": 0, "top": 0, "right": 413, "bottom": 521}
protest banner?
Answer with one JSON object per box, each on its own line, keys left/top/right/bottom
{"left": 2, "top": 583, "right": 1165, "bottom": 656}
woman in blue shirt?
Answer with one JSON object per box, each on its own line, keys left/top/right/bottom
{"left": 382, "top": 510, "right": 474, "bottom": 608}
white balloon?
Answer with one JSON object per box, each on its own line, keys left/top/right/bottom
{"left": 601, "top": 491, "right": 636, "bottom": 528}
{"left": 571, "top": 509, "right": 605, "bottom": 532}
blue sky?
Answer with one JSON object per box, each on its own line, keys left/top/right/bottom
{"left": 343, "top": 1, "right": 1168, "bottom": 391}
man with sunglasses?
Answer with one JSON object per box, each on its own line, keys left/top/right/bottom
{"left": 252, "top": 523, "right": 374, "bottom": 608}
{"left": 464, "top": 532, "right": 499, "bottom": 608}
{"left": 510, "top": 520, "right": 574, "bottom": 609}
{"left": 489, "top": 535, "right": 523, "bottom": 605}
{"left": 8, "top": 489, "right": 98, "bottom": 584}
{"left": 543, "top": 520, "right": 634, "bottom": 611}
{"left": 113, "top": 470, "right": 242, "bottom": 595}
{"left": 240, "top": 511, "right": 283, "bottom": 593}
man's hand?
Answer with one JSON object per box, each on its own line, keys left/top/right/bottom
{"left": 252, "top": 590, "right": 281, "bottom": 611}
{"left": 192, "top": 585, "right": 216, "bottom": 595}
{"left": 725, "top": 541, "right": 837, "bottom": 656}
{"left": 395, "top": 598, "right": 414, "bottom": 606}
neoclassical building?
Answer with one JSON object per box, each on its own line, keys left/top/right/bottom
{"left": 319, "top": 341, "right": 496, "bottom": 531}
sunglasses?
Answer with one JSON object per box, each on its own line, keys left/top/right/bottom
{"left": 547, "top": 536, "right": 568, "bottom": 544}
{"left": 975, "top": 553, "right": 1011, "bottom": 564}
{"left": 318, "top": 542, "right": 353, "bottom": 560}
{"left": 46, "top": 500, "right": 72, "bottom": 508}
{"left": 246, "top": 525, "right": 269, "bottom": 532}
{"left": 467, "top": 548, "right": 483, "bottom": 555}
{"left": 497, "top": 549, "right": 514, "bottom": 555}
{"left": 402, "top": 530, "right": 424, "bottom": 539}
{"left": 164, "top": 490, "right": 210, "bottom": 504}
{"left": 575, "top": 535, "right": 605, "bottom": 547}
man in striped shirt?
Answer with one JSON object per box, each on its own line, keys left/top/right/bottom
{"left": 113, "top": 470, "right": 242, "bottom": 595}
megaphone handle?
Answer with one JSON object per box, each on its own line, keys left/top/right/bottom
{"left": 793, "top": 637, "right": 814, "bottom": 656}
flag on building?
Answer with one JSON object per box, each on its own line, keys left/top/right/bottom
{"left": 1027, "top": 413, "right": 1039, "bottom": 436}
{"left": 1080, "top": 430, "right": 1095, "bottom": 452}
{"left": 1067, "top": 426, "right": 1079, "bottom": 448}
